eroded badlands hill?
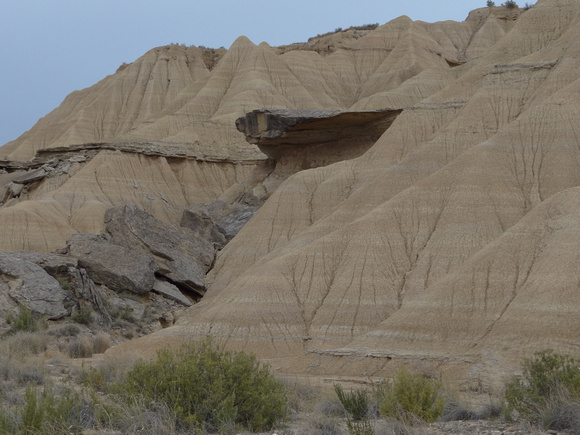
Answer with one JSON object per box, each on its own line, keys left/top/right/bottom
{"left": 2, "top": 0, "right": 578, "bottom": 385}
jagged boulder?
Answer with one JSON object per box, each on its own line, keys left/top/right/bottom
{"left": 182, "top": 200, "right": 259, "bottom": 243}
{"left": 105, "top": 205, "right": 214, "bottom": 299}
{"left": 10, "top": 250, "right": 78, "bottom": 275}
{"left": 153, "top": 279, "right": 192, "bottom": 307}
{"left": 0, "top": 252, "right": 70, "bottom": 320}
{"left": 67, "top": 232, "right": 157, "bottom": 294}
{"left": 11, "top": 167, "right": 48, "bottom": 184}
{"left": 180, "top": 203, "right": 228, "bottom": 248}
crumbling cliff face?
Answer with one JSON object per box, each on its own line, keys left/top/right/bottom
{"left": 4, "top": 2, "right": 579, "bottom": 386}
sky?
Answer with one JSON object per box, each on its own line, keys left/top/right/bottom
{"left": 0, "top": 0, "right": 491, "bottom": 148}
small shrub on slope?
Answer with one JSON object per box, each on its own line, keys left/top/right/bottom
{"left": 504, "top": 350, "right": 580, "bottom": 430}
{"left": 116, "top": 338, "right": 287, "bottom": 433}
{"left": 378, "top": 368, "right": 445, "bottom": 423}
{"left": 334, "top": 384, "right": 370, "bottom": 421}
{"left": 6, "top": 306, "right": 44, "bottom": 333}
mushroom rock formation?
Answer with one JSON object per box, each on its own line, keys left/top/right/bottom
{"left": 4, "top": 1, "right": 579, "bottom": 386}
{"left": 108, "top": 1, "right": 580, "bottom": 385}
{"left": 235, "top": 108, "right": 402, "bottom": 190}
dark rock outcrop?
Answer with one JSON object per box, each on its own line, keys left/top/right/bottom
{"left": 180, "top": 203, "right": 228, "bottom": 249}
{"left": 0, "top": 252, "right": 70, "bottom": 320}
{"left": 236, "top": 109, "right": 403, "bottom": 191}
{"left": 67, "top": 233, "right": 158, "bottom": 294}
{"left": 105, "top": 205, "right": 214, "bottom": 299}
{"left": 236, "top": 108, "right": 402, "bottom": 151}
{"left": 152, "top": 279, "right": 192, "bottom": 307}
{"left": 182, "top": 200, "right": 259, "bottom": 244}
{"left": 10, "top": 251, "right": 78, "bottom": 275}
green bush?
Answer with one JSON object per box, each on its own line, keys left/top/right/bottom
{"left": 334, "top": 384, "right": 370, "bottom": 421}
{"left": 378, "top": 369, "right": 445, "bottom": 423}
{"left": 0, "top": 411, "right": 15, "bottom": 434}
{"left": 6, "top": 306, "right": 43, "bottom": 333}
{"left": 71, "top": 305, "right": 93, "bottom": 325}
{"left": 504, "top": 0, "right": 517, "bottom": 8}
{"left": 504, "top": 350, "right": 580, "bottom": 428}
{"left": 116, "top": 338, "right": 287, "bottom": 432}
{"left": 487, "top": 0, "right": 496, "bottom": 6}
{"left": 20, "top": 386, "right": 86, "bottom": 434}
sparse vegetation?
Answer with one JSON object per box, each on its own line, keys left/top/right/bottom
{"left": 68, "top": 335, "right": 94, "bottom": 358}
{"left": 503, "top": 0, "right": 518, "bottom": 8}
{"left": 5, "top": 306, "right": 44, "bottom": 333}
{"left": 3, "top": 336, "right": 576, "bottom": 434}
{"left": 310, "top": 23, "right": 380, "bottom": 41}
{"left": 378, "top": 368, "right": 446, "bottom": 423}
{"left": 71, "top": 304, "right": 93, "bottom": 325}
{"left": 335, "top": 384, "right": 370, "bottom": 421}
{"left": 58, "top": 279, "right": 70, "bottom": 291}
{"left": 115, "top": 338, "right": 287, "bottom": 432}
{"left": 334, "top": 384, "right": 374, "bottom": 435}
{"left": 503, "top": 350, "right": 580, "bottom": 431}
{"left": 487, "top": 0, "right": 496, "bottom": 6}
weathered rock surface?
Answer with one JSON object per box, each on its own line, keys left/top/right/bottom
{"left": 236, "top": 109, "right": 402, "bottom": 147}
{"left": 105, "top": 205, "right": 213, "bottom": 298}
{"left": 0, "top": 252, "right": 70, "bottom": 320}
{"left": 180, "top": 203, "right": 228, "bottom": 248}
{"left": 9, "top": 251, "right": 78, "bottom": 275}
{"left": 153, "top": 280, "right": 192, "bottom": 307}
{"left": 235, "top": 109, "right": 403, "bottom": 191}
{"left": 67, "top": 232, "right": 157, "bottom": 294}
{"left": 181, "top": 200, "right": 260, "bottom": 244}
{"left": 11, "top": 167, "right": 48, "bottom": 185}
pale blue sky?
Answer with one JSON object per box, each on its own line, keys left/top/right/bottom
{"left": 0, "top": 0, "right": 499, "bottom": 149}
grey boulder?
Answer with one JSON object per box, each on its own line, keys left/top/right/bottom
{"left": 67, "top": 233, "right": 157, "bottom": 294}
{"left": 0, "top": 252, "right": 70, "bottom": 319}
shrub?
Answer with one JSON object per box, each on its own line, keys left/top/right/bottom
{"left": 71, "top": 305, "right": 93, "bottom": 325}
{"left": 487, "top": 0, "right": 496, "bottom": 6}
{"left": 49, "top": 324, "right": 80, "bottom": 337}
{"left": 20, "top": 386, "right": 85, "bottom": 434}
{"left": 6, "top": 306, "right": 43, "bottom": 333}
{"left": 115, "top": 338, "right": 287, "bottom": 432}
{"left": 378, "top": 369, "right": 445, "bottom": 423}
{"left": 68, "top": 336, "right": 94, "bottom": 358}
{"left": 334, "top": 384, "right": 370, "bottom": 421}
{"left": 93, "top": 333, "right": 111, "bottom": 354}
{"left": 2, "top": 331, "right": 48, "bottom": 357}
{"left": 504, "top": 350, "right": 580, "bottom": 430}
{"left": 503, "top": 0, "right": 517, "bottom": 8}
{"left": 0, "top": 412, "right": 14, "bottom": 434}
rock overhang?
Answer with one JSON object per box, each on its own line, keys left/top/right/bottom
{"left": 235, "top": 108, "right": 403, "bottom": 151}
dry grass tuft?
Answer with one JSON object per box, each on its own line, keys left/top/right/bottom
{"left": 68, "top": 335, "right": 94, "bottom": 358}
{"left": 93, "top": 333, "right": 112, "bottom": 354}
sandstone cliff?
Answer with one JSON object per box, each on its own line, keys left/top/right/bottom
{"left": 3, "top": 2, "right": 577, "bottom": 385}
